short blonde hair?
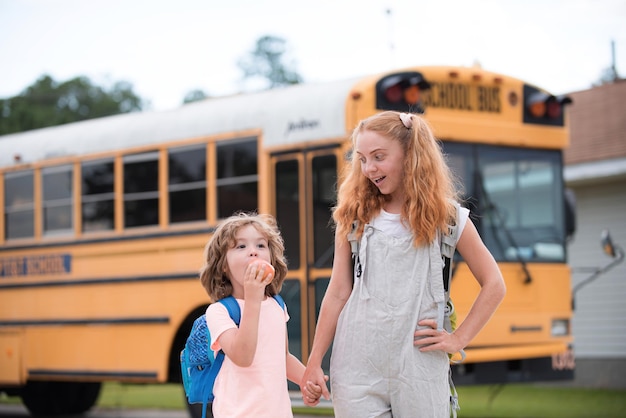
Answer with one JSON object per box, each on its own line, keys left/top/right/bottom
{"left": 199, "top": 212, "right": 288, "bottom": 302}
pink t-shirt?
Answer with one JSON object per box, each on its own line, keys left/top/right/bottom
{"left": 206, "top": 297, "right": 292, "bottom": 418}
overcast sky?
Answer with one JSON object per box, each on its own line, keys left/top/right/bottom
{"left": 1, "top": 0, "right": 624, "bottom": 111}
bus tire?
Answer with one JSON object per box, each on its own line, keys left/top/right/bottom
{"left": 186, "top": 399, "right": 214, "bottom": 418}
{"left": 21, "top": 381, "right": 101, "bottom": 416}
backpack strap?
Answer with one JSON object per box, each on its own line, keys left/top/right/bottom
{"left": 440, "top": 203, "right": 464, "bottom": 417}
{"left": 273, "top": 294, "right": 286, "bottom": 311}
{"left": 438, "top": 202, "right": 466, "bottom": 365}
{"left": 438, "top": 203, "right": 460, "bottom": 332}
{"left": 219, "top": 295, "right": 241, "bottom": 325}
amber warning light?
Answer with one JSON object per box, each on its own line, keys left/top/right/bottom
{"left": 375, "top": 71, "right": 431, "bottom": 114}
{"left": 523, "top": 84, "right": 572, "bottom": 126}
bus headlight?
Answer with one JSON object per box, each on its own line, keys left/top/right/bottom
{"left": 551, "top": 319, "right": 570, "bottom": 336}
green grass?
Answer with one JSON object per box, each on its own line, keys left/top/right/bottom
{"left": 454, "top": 384, "right": 626, "bottom": 418}
{"left": 97, "top": 382, "right": 187, "bottom": 409}
{"left": 2, "top": 382, "right": 626, "bottom": 417}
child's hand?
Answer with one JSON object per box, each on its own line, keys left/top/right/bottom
{"left": 244, "top": 259, "right": 273, "bottom": 300}
{"left": 302, "top": 376, "right": 328, "bottom": 406}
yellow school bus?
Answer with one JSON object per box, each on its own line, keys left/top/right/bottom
{"left": 0, "top": 65, "right": 575, "bottom": 416}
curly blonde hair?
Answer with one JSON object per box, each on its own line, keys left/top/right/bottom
{"left": 333, "top": 111, "right": 458, "bottom": 246}
{"left": 199, "top": 212, "right": 288, "bottom": 302}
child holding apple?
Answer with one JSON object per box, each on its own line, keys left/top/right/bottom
{"left": 199, "top": 211, "right": 323, "bottom": 418}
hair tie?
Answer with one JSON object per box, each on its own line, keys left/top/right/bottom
{"left": 399, "top": 113, "right": 413, "bottom": 129}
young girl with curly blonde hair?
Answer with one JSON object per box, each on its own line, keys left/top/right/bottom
{"left": 200, "top": 212, "right": 321, "bottom": 417}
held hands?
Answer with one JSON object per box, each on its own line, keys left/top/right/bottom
{"left": 301, "top": 374, "right": 329, "bottom": 406}
{"left": 413, "top": 319, "right": 465, "bottom": 357}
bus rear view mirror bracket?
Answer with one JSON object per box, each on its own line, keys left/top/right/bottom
{"left": 572, "top": 229, "right": 624, "bottom": 310}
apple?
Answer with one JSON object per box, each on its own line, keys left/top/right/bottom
{"left": 249, "top": 259, "right": 275, "bottom": 282}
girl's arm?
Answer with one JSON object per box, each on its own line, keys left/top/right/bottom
{"left": 216, "top": 299, "right": 262, "bottom": 367}
{"left": 415, "top": 219, "right": 506, "bottom": 354}
{"left": 286, "top": 350, "right": 305, "bottom": 384}
{"left": 218, "top": 264, "right": 268, "bottom": 367}
{"left": 286, "top": 327, "right": 325, "bottom": 403}
{"left": 452, "top": 219, "right": 506, "bottom": 347}
{"left": 301, "top": 236, "right": 354, "bottom": 403}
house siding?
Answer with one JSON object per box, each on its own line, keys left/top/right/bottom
{"left": 562, "top": 80, "right": 626, "bottom": 388}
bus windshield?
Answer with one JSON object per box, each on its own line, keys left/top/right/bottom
{"left": 444, "top": 142, "right": 566, "bottom": 263}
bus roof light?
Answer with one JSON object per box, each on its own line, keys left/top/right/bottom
{"left": 375, "top": 71, "right": 431, "bottom": 113}
{"left": 524, "top": 85, "right": 573, "bottom": 125}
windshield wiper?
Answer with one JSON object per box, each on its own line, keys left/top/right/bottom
{"left": 475, "top": 169, "right": 533, "bottom": 284}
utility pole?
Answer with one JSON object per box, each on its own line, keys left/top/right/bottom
{"left": 610, "top": 39, "right": 619, "bottom": 81}
{"left": 386, "top": 7, "right": 395, "bottom": 69}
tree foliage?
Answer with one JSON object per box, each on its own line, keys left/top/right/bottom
{"left": 0, "top": 75, "right": 143, "bottom": 135}
{"left": 183, "top": 89, "right": 209, "bottom": 104}
{"left": 237, "top": 35, "right": 303, "bottom": 91}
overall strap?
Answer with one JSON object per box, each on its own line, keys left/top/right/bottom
{"left": 348, "top": 220, "right": 362, "bottom": 278}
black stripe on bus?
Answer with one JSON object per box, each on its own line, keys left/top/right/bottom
{"left": 0, "top": 272, "right": 198, "bottom": 289}
{"left": 0, "top": 226, "right": 217, "bottom": 252}
{"left": 0, "top": 317, "right": 169, "bottom": 327}
{"left": 28, "top": 369, "right": 158, "bottom": 379}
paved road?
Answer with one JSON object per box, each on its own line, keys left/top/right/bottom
{"left": 0, "top": 404, "right": 332, "bottom": 418}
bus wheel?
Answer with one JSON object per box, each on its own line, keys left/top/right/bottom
{"left": 21, "top": 381, "right": 101, "bottom": 416}
{"left": 186, "top": 399, "right": 214, "bottom": 418}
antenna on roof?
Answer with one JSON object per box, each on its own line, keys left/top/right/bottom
{"left": 386, "top": 8, "right": 395, "bottom": 69}
{"left": 610, "top": 39, "right": 619, "bottom": 82}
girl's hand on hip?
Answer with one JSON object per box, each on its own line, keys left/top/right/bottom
{"left": 414, "top": 318, "right": 464, "bottom": 355}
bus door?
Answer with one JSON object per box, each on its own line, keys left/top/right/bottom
{"left": 271, "top": 145, "right": 340, "bottom": 363}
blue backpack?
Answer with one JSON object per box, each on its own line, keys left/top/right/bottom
{"left": 180, "top": 294, "right": 285, "bottom": 418}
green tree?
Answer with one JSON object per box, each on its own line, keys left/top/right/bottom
{"left": 0, "top": 75, "right": 144, "bottom": 135}
{"left": 183, "top": 89, "right": 209, "bottom": 104}
{"left": 237, "top": 35, "right": 303, "bottom": 91}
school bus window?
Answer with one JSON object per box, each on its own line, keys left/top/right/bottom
{"left": 275, "top": 159, "right": 300, "bottom": 269}
{"left": 123, "top": 152, "right": 159, "bottom": 228}
{"left": 4, "top": 170, "right": 35, "bottom": 240}
{"left": 42, "top": 165, "right": 73, "bottom": 236}
{"left": 478, "top": 147, "right": 564, "bottom": 262}
{"left": 81, "top": 159, "right": 114, "bottom": 232}
{"left": 314, "top": 278, "right": 332, "bottom": 371}
{"left": 442, "top": 142, "right": 475, "bottom": 201}
{"left": 281, "top": 279, "right": 302, "bottom": 373}
{"left": 312, "top": 155, "right": 337, "bottom": 268}
{"left": 216, "top": 138, "right": 258, "bottom": 218}
{"left": 168, "top": 144, "right": 207, "bottom": 223}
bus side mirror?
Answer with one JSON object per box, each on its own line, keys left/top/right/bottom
{"left": 601, "top": 230, "right": 623, "bottom": 259}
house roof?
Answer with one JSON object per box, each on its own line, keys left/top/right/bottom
{"left": 565, "top": 80, "right": 626, "bottom": 165}
{"left": 563, "top": 80, "right": 626, "bottom": 185}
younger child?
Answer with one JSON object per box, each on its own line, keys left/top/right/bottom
{"left": 200, "top": 212, "right": 321, "bottom": 418}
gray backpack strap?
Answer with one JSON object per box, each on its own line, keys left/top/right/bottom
{"left": 441, "top": 202, "right": 460, "bottom": 263}
{"left": 449, "top": 368, "right": 460, "bottom": 418}
{"left": 443, "top": 202, "right": 463, "bottom": 417}
{"left": 438, "top": 202, "right": 466, "bottom": 365}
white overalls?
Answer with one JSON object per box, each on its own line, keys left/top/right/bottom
{"left": 330, "top": 218, "right": 450, "bottom": 418}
